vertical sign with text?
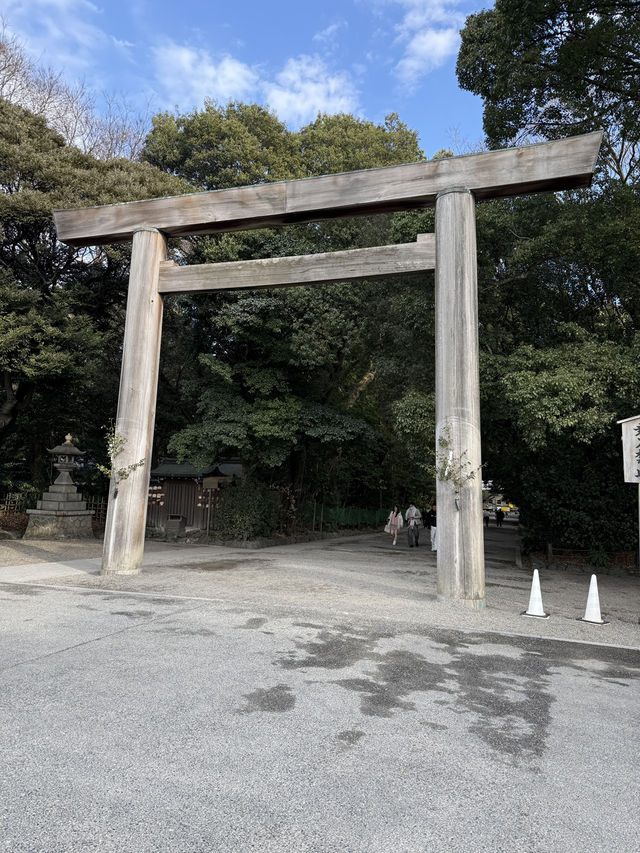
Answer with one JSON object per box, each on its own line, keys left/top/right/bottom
{"left": 619, "top": 415, "right": 640, "bottom": 483}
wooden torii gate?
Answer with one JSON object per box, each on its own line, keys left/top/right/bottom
{"left": 54, "top": 131, "right": 602, "bottom": 608}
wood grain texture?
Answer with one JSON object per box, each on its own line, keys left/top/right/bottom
{"left": 101, "top": 228, "right": 166, "bottom": 576}
{"left": 54, "top": 132, "right": 602, "bottom": 246}
{"left": 157, "top": 237, "right": 436, "bottom": 294}
{"left": 435, "top": 190, "right": 485, "bottom": 607}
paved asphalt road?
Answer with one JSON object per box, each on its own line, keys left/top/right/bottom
{"left": 1, "top": 532, "right": 639, "bottom": 852}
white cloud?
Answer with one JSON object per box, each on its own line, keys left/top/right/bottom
{"left": 112, "top": 36, "right": 135, "bottom": 50}
{"left": 312, "top": 21, "right": 347, "bottom": 44}
{"left": 4, "top": 0, "right": 99, "bottom": 13}
{"left": 2, "top": 0, "right": 114, "bottom": 76}
{"left": 5, "top": 5, "right": 361, "bottom": 130}
{"left": 368, "top": 0, "right": 467, "bottom": 87}
{"left": 395, "top": 26, "right": 460, "bottom": 83}
{"left": 151, "top": 45, "right": 359, "bottom": 126}
{"left": 394, "top": 0, "right": 459, "bottom": 33}
{"left": 262, "top": 55, "right": 358, "bottom": 127}
{"left": 151, "top": 41, "right": 259, "bottom": 107}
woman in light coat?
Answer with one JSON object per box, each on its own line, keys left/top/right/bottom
{"left": 385, "top": 505, "right": 403, "bottom": 545}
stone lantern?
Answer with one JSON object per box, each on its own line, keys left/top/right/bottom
{"left": 24, "top": 433, "right": 94, "bottom": 539}
{"left": 49, "top": 434, "right": 85, "bottom": 484}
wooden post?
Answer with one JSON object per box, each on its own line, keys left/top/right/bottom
{"left": 435, "top": 189, "right": 485, "bottom": 607}
{"left": 102, "top": 228, "right": 167, "bottom": 575}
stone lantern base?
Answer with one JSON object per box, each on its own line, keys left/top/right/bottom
{"left": 24, "top": 483, "right": 94, "bottom": 540}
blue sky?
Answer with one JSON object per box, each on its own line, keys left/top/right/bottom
{"left": 2, "top": 0, "right": 490, "bottom": 157}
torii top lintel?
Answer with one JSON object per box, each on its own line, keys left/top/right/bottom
{"left": 54, "top": 131, "right": 602, "bottom": 248}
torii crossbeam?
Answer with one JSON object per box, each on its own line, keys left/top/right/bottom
{"left": 54, "top": 131, "right": 602, "bottom": 607}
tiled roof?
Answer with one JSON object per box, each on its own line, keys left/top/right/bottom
{"left": 149, "top": 458, "right": 242, "bottom": 480}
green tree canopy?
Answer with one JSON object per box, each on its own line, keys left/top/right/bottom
{"left": 0, "top": 98, "right": 188, "bottom": 485}
{"left": 471, "top": 184, "right": 640, "bottom": 551}
{"left": 142, "top": 101, "right": 297, "bottom": 189}
{"left": 457, "top": 0, "right": 640, "bottom": 181}
{"left": 141, "top": 107, "right": 432, "bottom": 509}
{"left": 455, "top": 1, "right": 640, "bottom": 554}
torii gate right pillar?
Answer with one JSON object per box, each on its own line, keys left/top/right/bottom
{"left": 435, "top": 188, "right": 485, "bottom": 607}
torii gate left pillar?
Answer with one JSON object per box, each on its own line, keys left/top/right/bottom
{"left": 102, "top": 228, "right": 166, "bottom": 574}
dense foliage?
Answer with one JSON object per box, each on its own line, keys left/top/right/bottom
{"left": 140, "top": 105, "right": 435, "bottom": 513}
{"left": 457, "top": 0, "right": 640, "bottom": 181}
{"left": 0, "top": 97, "right": 435, "bottom": 513}
{"left": 212, "top": 479, "right": 279, "bottom": 541}
{"left": 458, "top": 0, "right": 640, "bottom": 551}
{"left": 0, "top": 99, "right": 189, "bottom": 487}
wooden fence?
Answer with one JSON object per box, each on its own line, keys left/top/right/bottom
{"left": 0, "top": 493, "right": 27, "bottom": 513}
{"left": 0, "top": 488, "right": 388, "bottom": 536}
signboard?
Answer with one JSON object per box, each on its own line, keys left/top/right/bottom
{"left": 618, "top": 415, "right": 640, "bottom": 484}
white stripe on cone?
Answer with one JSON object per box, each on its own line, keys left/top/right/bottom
{"left": 581, "top": 574, "right": 605, "bottom": 624}
{"left": 523, "top": 569, "right": 549, "bottom": 618}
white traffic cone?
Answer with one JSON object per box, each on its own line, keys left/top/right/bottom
{"left": 580, "top": 574, "right": 605, "bottom": 624}
{"left": 522, "top": 569, "right": 549, "bottom": 618}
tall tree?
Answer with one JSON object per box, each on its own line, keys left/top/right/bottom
{"left": 0, "top": 99, "right": 188, "bottom": 486}
{"left": 457, "top": 2, "right": 640, "bottom": 553}
{"left": 457, "top": 0, "right": 640, "bottom": 181}
{"left": 142, "top": 101, "right": 298, "bottom": 189}
{"left": 473, "top": 188, "right": 640, "bottom": 551}
{"left": 0, "top": 22, "right": 149, "bottom": 159}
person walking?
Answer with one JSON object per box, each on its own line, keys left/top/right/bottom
{"left": 385, "top": 505, "right": 403, "bottom": 545}
{"left": 405, "top": 502, "right": 421, "bottom": 547}
{"left": 483, "top": 508, "right": 490, "bottom": 529}
{"left": 495, "top": 507, "right": 504, "bottom": 528}
{"left": 425, "top": 504, "right": 437, "bottom": 550}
